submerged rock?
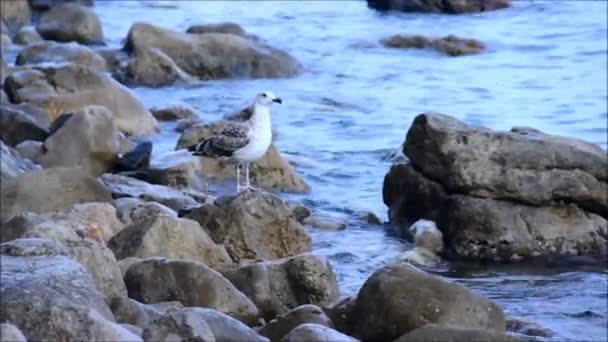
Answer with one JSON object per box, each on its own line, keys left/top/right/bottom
{"left": 382, "top": 34, "right": 485, "bottom": 56}
{"left": 367, "top": 0, "right": 510, "bottom": 14}
{"left": 351, "top": 264, "right": 506, "bottom": 341}
{"left": 37, "top": 2, "right": 104, "bottom": 44}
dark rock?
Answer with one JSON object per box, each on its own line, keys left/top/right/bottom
{"left": 382, "top": 34, "right": 485, "bottom": 56}
{"left": 367, "top": 0, "right": 510, "bottom": 14}
{"left": 0, "top": 103, "right": 49, "bottom": 146}
{"left": 259, "top": 304, "right": 334, "bottom": 342}
{"left": 37, "top": 2, "right": 103, "bottom": 44}
{"left": 394, "top": 324, "right": 520, "bottom": 342}
{"left": 113, "top": 141, "right": 152, "bottom": 173}
{"left": 324, "top": 296, "right": 356, "bottom": 336}
{"left": 29, "top": 0, "right": 94, "bottom": 12}
{"left": 286, "top": 200, "right": 311, "bottom": 222}
{"left": 150, "top": 104, "right": 199, "bottom": 121}
{"left": 186, "top": 22, "right": 246, "bottom": 36}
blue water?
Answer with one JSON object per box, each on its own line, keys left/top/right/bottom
{"left": 64, "top": 1, "right": 608, "bottom": 340}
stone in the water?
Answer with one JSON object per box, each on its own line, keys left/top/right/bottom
{"left": 382, "top": 34, "right": 485, "bottom": 56}
{"left": 109, "top": 214, "right": 233, "bottom": 270}
{"left": 367, "top": 0, "right": 510, "bottom": 14}
{"left": 393, "top": 323, "right": 520, "bottom": 342}
{"left": 259, "top": 304, "right": 334, "bottom": 342}
{"left": 351, "top": 264, "right": 506, "bottom": 341}
{"left": 186, "top": 22, "right": 247, "bottom": 36}
{"left": 185, "top": 191, "right": 312, "bottom": 262}
{"left": 142, "top": 308, "right": 215, "bottom": 342}
{"left": 16, "top": 41, "right": 107, "bottom": 71}
{"left": 0, "top": 167, "right": 112, "bottom": 224}
{"left": 37, "top": 2, "right": 104, "bottom": 44}
{"left": 113, "top": 141, "right": 152, "bottom": 173}
{"left": 280, "top": 323, "right": 359, "bottom": 342}
{"left": 124, "top": 257, "right": 261, "bottom": 325}
{"left": 401, "top": 247, "right": 442, "bottom": 267}
{"left": 150, "top": 104, "right": 199, "bottom": 121}
{"left": 38, "top": 105, "right": 121, "bottom": 176}
{"left": 286, "top": 200, "right": 311, "bottom": 222}
{"left": 406, "top": 219, "right": 444, "bottom": 253}
{"left": 303, "top": 215, "right": 347, "bottom": 231}
{"left": 123, "top": 46, "right": 195, "bottom": 87}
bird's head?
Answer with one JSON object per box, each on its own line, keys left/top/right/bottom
{"left": 255, "top": 91, "right": 282, "bottom": 107}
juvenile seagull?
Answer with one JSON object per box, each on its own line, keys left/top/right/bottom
{"left": 188, "top": 91, "right": 282, "bottom": 192}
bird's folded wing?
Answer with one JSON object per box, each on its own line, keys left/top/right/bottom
{"left": 191, "top": 121, "right": 250, "bottom": 157}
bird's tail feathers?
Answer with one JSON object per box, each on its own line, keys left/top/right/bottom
{"left": 188, "top": 140, "right": 209, "bottom": 156}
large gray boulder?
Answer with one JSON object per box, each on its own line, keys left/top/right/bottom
{"left": 16, "top": 41, "right": 107, "bottom": 71}
{"left": 124, "top": 22, "right": 301, "bottom": 79}
{"left": 38, "top": 106, "right": 121, "bottom": 176}
{"left": 185, "top": 191, "right": 312, "bottom": 263}
{"left": 5, "top": 64, "right": 159, "bottom": 137}
{"left": 124, "top": 257, "right": 261, "bottom": 325}
{"left": 351, "top": 264, "right": 506, "bottom": 341}
{"left": 174, "top": 308, "right": 269, "bottom": 342}
{"left": 109, "top": 214, "right": 233, "bottom": 270}
{"left": 0, "top": 167, "right": 112, "bottom": 224}
{"left": 383, "top": 113, "right": 608, "bottom": 261}
{"left": 122, "top": 46, "right": 194, "bottom": 88}
{"left": 366, "top": 0, "right": 510, "bottom": 14}
{"left": 223, "top": 254, "right": 339, "bottom": 321}
{"left": 36, "top": 3, "right": 104, "bottom": 44}
{"left": 141, "top": 308, "right": 216, "bottom": 342}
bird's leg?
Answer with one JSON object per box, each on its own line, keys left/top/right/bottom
{"left": 236, "top": 163, "right": 246, "bottom": 193}
{"left": 245, "top": 162, "right": 260, "bottom": 191}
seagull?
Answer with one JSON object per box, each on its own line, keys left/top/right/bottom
{"left": 188, "top": 91, "right": 282, "bottom": 192}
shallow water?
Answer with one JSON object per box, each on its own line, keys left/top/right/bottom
{"left": 52, "top": 0, "right": 608, "bottom": 340}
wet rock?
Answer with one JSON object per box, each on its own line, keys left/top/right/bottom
{"left": 401, "top": 247, "right": 442, "bottom": 267}
{"left": 123, "top": 46, "right": 194, "bottom": 87}
{"left": 303, "top": 215, "right": 347, "bottom": 231}
{"left": 394, "top": 324, "right": 520, "bottom": 342}
{"left": 406, "top": 219, "right": 444, "bottom": 253}
{"left": 0, "top": 0, "right": 31, "bottom": 35}
{"left": 114, "top": 197, "right": 177, "bottom": 226}
{"left": 0, "top": 323, "right": 27, "bottom": 342}
{"left": 179, "top": 308, "right": 269, "bottom": 342}
{"left": 113, "top": 140, "right": 152, "bottom": 173}
{"left": 176, "top": 117, "right": 203, "bottom": 132}
{"left": 185, "top": 191, "right": 311, "bottom": 262}
{"left": 186, "top": 22, "right": 246, "bottom": 36}
{"left": 151, "top": 104, "right": 199, "bottom": 121}
{"left": 5, "top": 63, "right": 159, "bottom": 136}
{"left": 29, "top": 0, "right": 95, "bottom": 11}
{"left": 507, "top": 318, "right": 555, "bottom": 338}
{"left": 0, "top": 103, "right": 49, "bottom": 146}
{"left": 1, "top": 140, "right": 40, "bottom": 181}
{"left": 0, "top": 167, "right": 112, "bottom": 224}
{"left": 16, "top": 41, "right": 107, "bottom": 71}
{"left": 0, "top": 254, "right": 127, "bottom": 341}
{"left": 0, "top": 237, "right": 68, "bottom": 257}
{"left": 223, "top": 254, "right": 339, "bottom": 320}
{"left": 99, "top": 173, "right": 211, "bottom": 211}
{"left": 351, "top": 264, "right": 506, "bottom": 341}
{"left": 97, "top": 47, "right": 129, "bottom": 74}
{"left": 177, "top": 122, "right": 308, "bottom": 192}
{"left": 259, "top": 305, "right": 334, "bottom": 342}
{"left": 125, "top": 257, "right": 261, "bottom": 325}
{"left": 109, "top": 214, "right": 233, "bottom": 270}
{"left": 38, "top": 106, "right": 120, "bottom": 176}
{"left": 146, "top": 150, "right": 207, "bottom": 191}
{"left": 281, "top": 323, "right": 359, "bottom": 342}
{"left": 367, "top": 0, "right": 510, "bottom": 14}
{"left": 37, "top": 3, "right": 104, "bottom": 44}
{"left": 13, "top": 26, "right": 43, "bottom": 45}
{"left": 324, "top": 296, "right": 356, "bottom": 336}
{"left": 286, "top": 200, "right": 311, "bottom": 222}
{"left": 118, "top": 256, "right": 142, "bottom": 277}
{"left": 125, "top": 22, "right": 301, "bottom": 79}
{"left": 382, "top": 34, "right": 485, "bottom": 56}
{"left": 111, "top": 297, "right": 163, "bottom": 328}
{"left": 356, "top": 211, "right": 382, "bottom": 225}
{"left": 142, "top": 308, "right": 216, "bottom": 342}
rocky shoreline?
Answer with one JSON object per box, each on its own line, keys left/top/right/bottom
{"left": 0, "top": 1, "right": 604, "bottom": 341}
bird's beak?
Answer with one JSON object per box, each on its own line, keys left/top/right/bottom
{"left": 273, "top": 98, "right": 282, "bottom": 104}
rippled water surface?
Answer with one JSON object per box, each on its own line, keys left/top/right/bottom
{"left": 87, "top": 1, "right": 608, "bottom": 340}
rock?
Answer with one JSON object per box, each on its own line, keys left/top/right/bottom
{"left": 97, "top": 47, "right": 129, "bottom": 74}
{"left": 125, "top": 257, "right": 261, "bottom": 325}
{"left": 286, "top": 200, "right": 311, "bottom": 222}
{"left": 177, "top": 122, "right": 308, "bottom": 193}
{"left": 121, "top": 324, "right": 143, "bottom": 337}
{"left": 15, "top": 140, "right": 43, "bottom": 161}
{"left": 259, "top": 305, "right": 334, "bottom": 342}
{"left": 382, "top": 34, "right": 485, "bottom": 56}
{"left": 124, "top": 22, "right": 301, "bottom": 79}
{"left": 393, "top": 324, "right": 520, "bottom": 342}
{"left": 113, "top": 140, "right": 152, "bottom": 173}
{"left": 351, "top": 264, "right": 506, "bottom": 341}
{"left": 506, "top": 318, "right": 554, "bottom": 338}
{"left": 402, "top": 113, "right": 608, "bottom": 217}
{"left": 99, "top": 173, "right": 211, "bottom": 211}
{"left": 0, "top": 103, "right": 49, "bottom": 146}
{"left": 38, "top": 106, "right": 120, "bottom": 176}
{"left": 111, "top": 297, "right": 163, "bottom": 328}
{"left": 0, "top": 323, "right": 27, "bottom": 342}
{"left": 109, "top": 214, "right": 233, "bottom": 270}
{"left": 118, "top": 256, "right": 142, "bottom": 277}
{"left": 151, "top": 104, "right": 199, "bottom": 121}
{"left": 367, "top": 0, "right": 510, "bottom": 14}
{"left": 29, "top": 0, "right": 95, "bottom": 11}
{"left": 356, "top": 211, "right": 382, "bottom": 225}
{"left": 186, "top": 22, "right": 246, "bottom": 36}
{"left": 185, "top": 191, "right": 311, "bottom": 262}
{"left": 13, "top": 26, "right": 43, "bottom": 45}
{"left": 406, "top": 219, "right": 444, "bottom": 253}
{"left": 5, "top": 63, "right": 159, "bottom": 136}
{"left": 0, "top": 140, "right": 40, "bottom": 181}
{"left": 37, "top": 3, "right": 104, "bottom": 44}
{"left": 303, "top": 215, "right": 347, "bottom": 231}
{"left": 281, "top": 324, "right": 359, "bottom": 342}
{"left": 401, "top": 247, "right": 442, "bottom": 267}
{"left": 0, "top": 0, "right": 31, "bottom": 35}
{"left": 16, "top": 41, "right": 107, "bottom": 71}
{"left": 0, "top": 33, "right": 11, "bottom": 46}
{"left": 114, "top": 197, "right": 177, "bottom": 225}
{"left": 0, "top": 254, "right": 127, "bottom": 341}
{"left": 324, "top": 296, "right": 356, "bottom": 336}
{"left": 145, "top": 150, "right": 207, "bottom": 191}
{"left": 175, "top": 117, "right": 203, "bottom": 133}
{"left": 0, "top": 167, "right": 112, "bottom": 224}
{"left": 2, "top": 212, "right": 81, "bottom": 243}
{"left": 0, "top": 237, "right": 68, "bottom": 257}
{"left": 1, "top": 89, "right": 7, "bottom": 103}
{"left": 123, "top": 46, "right": 194, "bottom": 87}
{"left": 142, "top": 308, "right": 216, "bottom": 342}
{"left": 182, "top": 308, "right": 269, "bottom": 342}
{"left": 223, "top": 254, "right": 339, "bottom": 321}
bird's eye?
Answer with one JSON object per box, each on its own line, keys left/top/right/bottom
{"left": 262, "top": 93, "right": 267, "bottom": 98}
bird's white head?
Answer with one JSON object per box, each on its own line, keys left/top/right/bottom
{"left": 255, "top": 91, "right": 282, "bottom": 107}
